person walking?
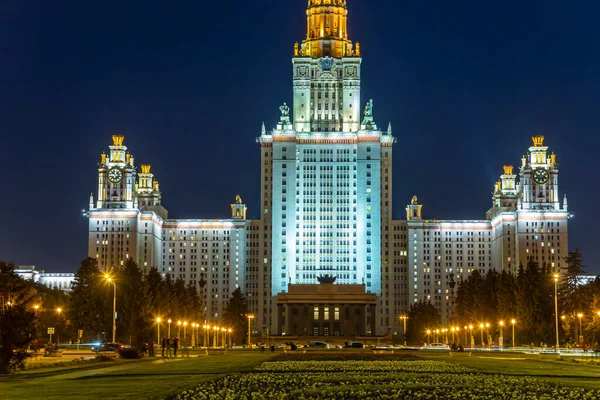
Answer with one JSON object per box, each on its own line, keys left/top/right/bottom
{"left": 161, "top": 337, "right": 167, "bottom": 357}
{"left": 173, "top": 336, "right": 180, "bottom": 357}
{"left": 149, "top": 338, "right": 155, "bottom": 357}
{"left": 166, "top": 337, "right": 172, "bottom": 357}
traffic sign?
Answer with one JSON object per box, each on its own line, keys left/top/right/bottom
{"left": 48, "top": 328, "right": 55, "bottom": 335}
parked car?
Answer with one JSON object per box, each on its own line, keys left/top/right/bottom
{"left": 307, "top": 341, "right": 329, "bottom": 349}
{"left": 422, "top": 343, "right": 450, "bottom": 350}
{"left": 91, "top": 343, "right": 124, "bottom": 353}
{"left": 342, "top": 342, "right": 364, "bottom": 349}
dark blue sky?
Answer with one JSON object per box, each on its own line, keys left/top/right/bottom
{"left": 0, "top": 0, "right": 598, "bottom": 274}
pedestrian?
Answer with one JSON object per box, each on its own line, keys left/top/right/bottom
{"left": 161, "top": 337, "right": 167, "bottom": 357}
{"left": 149, "top": 338, "right": 155, "bottom": 356}
{"left": 166, "top": 337, "right": 172, "bottom": 357}
{"left": 173, "top": 336, "right": 180, "bottom": 357}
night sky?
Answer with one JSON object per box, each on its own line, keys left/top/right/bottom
{"left": 1, "top": 0, "right": 598, "bottom": 274}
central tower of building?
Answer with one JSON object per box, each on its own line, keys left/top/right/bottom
{"left": 293, "top": 0, "right": 361, "bottom": 133}
{"left": 258, "top": 0, "right": 395, "bottom": 309}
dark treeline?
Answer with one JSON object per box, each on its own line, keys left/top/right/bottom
{"left": 0, "top": 257, "right": 250, "bottom": 373}
{"left": 407, "top": 249, "right": 600, "bottom": 347}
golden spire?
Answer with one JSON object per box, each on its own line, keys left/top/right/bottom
{"left": 301, "top": 0, "right": 353, "bottom": 58}
{"left": 100, "top": 153, "right": 107, "bottom": 164}
{"left": 141, "top": 164, "right": 152, "bottom": 174}
{"left": 503, "top": 165, "right": 514, "bottom": 175}
{"left": 532, "top": 135, "right": 545, "bottom": 147}
{"left": 551, "top": 152, "right": 556, "bottom": 165}
{"left": 112, "top": 135, "right": 125, "bottom": 146}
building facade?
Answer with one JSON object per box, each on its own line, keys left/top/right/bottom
{"left": 86, "top": 0, "right": 569, "bottom": 336}
{"left": 15, "top": 266, "right": 76, "bottom": 292}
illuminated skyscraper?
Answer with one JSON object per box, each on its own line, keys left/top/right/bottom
{"left": 258, "top": 0, "right": 395, "bottom": 299}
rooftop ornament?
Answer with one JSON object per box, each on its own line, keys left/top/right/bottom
{"left": 317, "top": 274, "right": 337, "bottom": 284}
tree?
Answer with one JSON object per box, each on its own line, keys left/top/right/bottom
{"left": 405, "top": 301, "right": 441, "bottom": 345}
{"left": 69, "top": 258, "right": 110, "bottom": 343}
{"left": 560, "top": 249, "right": 588, "bottom": 315}
{"left": 0, "top": 262, "right": 40, "bottom": 373}
{"left": 223, "top": 288, "right": 248, "bottom": 344}
{"left": 118, "top": 259, "right": 152, "bottom": 348}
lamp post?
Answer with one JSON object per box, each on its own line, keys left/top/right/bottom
{"left": 247, "top": 314, "right": 255, "bottom": 347}
{"left": 213, "top": 326, "right": 218, "bottom": 348}
{"left": 177, "top": 321, "right": 182, "bottom": 337}
{"left": 399, "top": 315, "right": 408, "bottom": 345}
{"left": 105, "top": 275, "right": 117, "bottom": 343}
{"left": 511, "top": 319, "right": 516, "bottom": 348}
{"left": 469, "top": 325, "right": 473, "bottom": 347}
{"left": 184, "top": 321, "right": 188, "bottom": 341}
{"left": 221, "top": 327, "right": 226, "bottom": 347}
{"left": 464, "top": 326, "right": 468, "bottom": 346}
{"left": 499, "top": 321, "right": 504, "bottom": 350}
{"left": 577, "top": 313, "right": 583, "bottom": 346}
{"left": 554, "top": 274, "right": 560, "bottom": 352}
{"left": 203, "top": 325, "right": 208, "bottom": 347}
{"left": 156, "top": 318, "right": 161, "bottom": 344}
{"left": 228, "top": 328, "right": 232, "bottom": 348}
{"left": 485, "top": 323, "right": 490, "bottom": 348}
{"left": 167, "top": 319, "right": 172, "bottom": 338}
{"left": 479, "top": 324, "right": 484, "bottom": 347}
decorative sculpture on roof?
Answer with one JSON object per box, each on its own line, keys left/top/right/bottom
{"left": 317, "top": 274, "right": 337, "bottom": 284}
{"left": 280, "top": 103, "right": 290, "bottom": 117}
{"left": 363, "top": 99, "right": 373, "bottom": 117}
{"left": 411, "top": 195, "right": 418, "bottom": 205}
{"left": 235, "top": 195, "right": 243, "bottom": 204}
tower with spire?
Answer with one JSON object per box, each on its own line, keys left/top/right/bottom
{"left": 255, "top": 0, "right": 396, "bottom": 336}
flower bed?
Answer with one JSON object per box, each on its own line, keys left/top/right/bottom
{"left": 176, "top": 360, "right": 600, "bottom": 400}
{"left": 255, "top": 360, "right": 475, "bottom": 374}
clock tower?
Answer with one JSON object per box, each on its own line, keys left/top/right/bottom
{"left": 95, "top": 135, "right": 136, "bottom": 210}
{"left": 520, "top": 136, "right": 560, "bottom": 210}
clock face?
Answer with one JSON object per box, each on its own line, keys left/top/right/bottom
{"left": 533, "top": 168, "right": 549, "bottom": 184}
{"left": 108, "top": 168, "right": 123, "bottom": 183}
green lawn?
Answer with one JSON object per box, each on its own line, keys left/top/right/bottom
{"left": 420, "top": 352, "right": 600, "bottom": 390}
{"left": 1, "top": 351, "right": 598, "bottom": 399}
{"left": 0, "top": 352, "right": 274, "bottom": 400}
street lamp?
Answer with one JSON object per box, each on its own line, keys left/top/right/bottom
{"left": 184, "top": 321, "right": 188, "bottom": 341}
{"left": 399, "top": 315, "right": 408, "bottom": 346}
{"left": 221, "top": 327, "right": 226, "bottom": 347}
{"left": 228, "top": 328, "right": 232, "bottom": 348}
{"left": 479, "top": 323, "right": 484, "bottom": 347}
{"left": 213, "top": 326, "right": 218, "bottom": 348}
{"left": 485, "top": 323, "right": 490, "bottom": 348}
{"left": 511, "top": 319, "right": 516, "bottom": 348}
{"left": 554, "top": 274, "right": 560, "bottom": 352}
{"left": 156, "top": 318, "right": 162, "bottom": 344}
{"left": 499, "top": 321, "right": 504, "bottom": 350}
{"left": 247, "top": 314, "right": 255, "bottom": 347}
{"left": 105, "top": 275, "right": 117, "bottom": 343}
{"left": 167, "top": 319, "right": 172, "bottom": 338}
{"left": 203, "top": 324, "right": 208, "bottom": 347}
{"left": 469, "top": 325, "right": 473, "bottom": 347}
{"left": 577, "top": 313, "right": 583, "bottom": 345}
{"left": 178, "top": 321, "right": 182, "bottom": 337}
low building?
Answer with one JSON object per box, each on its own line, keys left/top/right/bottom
{"left": 276, "top": 276, "right": 378, "bottom": 337}
{"left": 15, "top": 266, "right": 75, "bottom": 292}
